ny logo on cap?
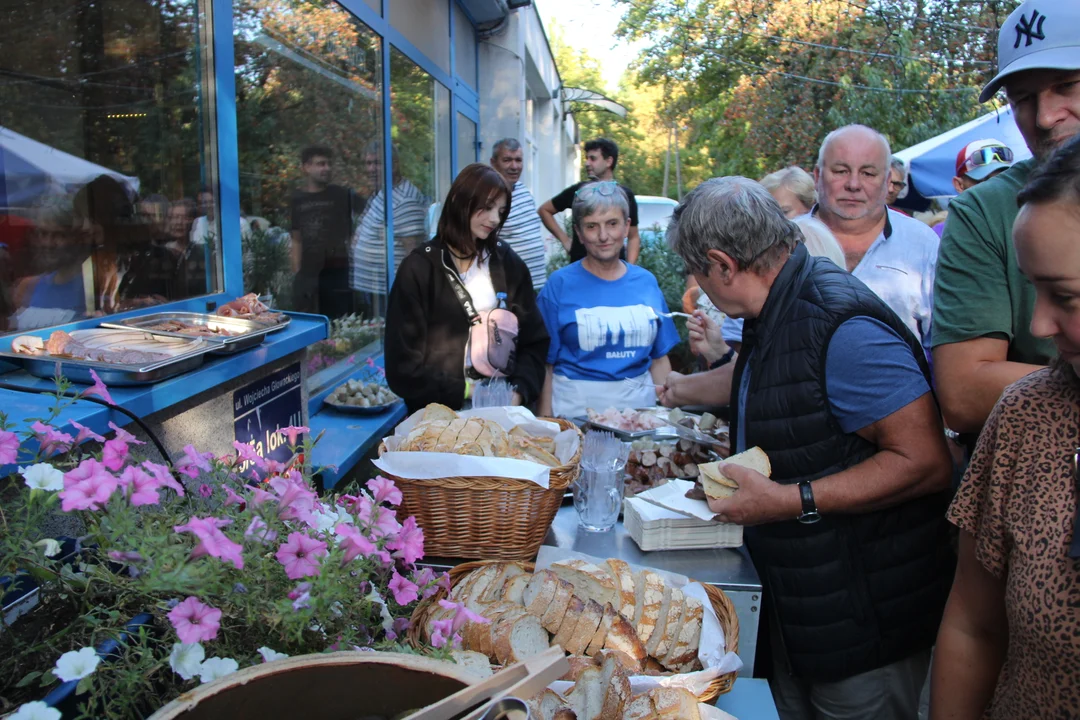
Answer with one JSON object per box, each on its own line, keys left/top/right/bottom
{"left": 1014, "top": 9, "right": 1047, "bottom": 48}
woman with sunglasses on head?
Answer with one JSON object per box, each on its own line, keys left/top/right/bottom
{"left": 384, "top": 163, "right": 549, "bottom": 413}
{"left": 930, "top": 135, "right": 1080, "bottom": 719}
{"left": 536, "top": 182, "right": 679, "bottom": 418}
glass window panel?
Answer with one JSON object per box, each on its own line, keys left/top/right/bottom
{"left": 456, "top": 114, "right": 477, "bottom": 177}
{"left": 453, "top": 3, "right": 477, "bottom": 88}
{"left": 234, "top": 0, "right": 384, "bottom": 393}
{"left": 364, "top": 0, "right": 380, "bottom": 12}
{"left": 388, "top": 0, "right": 450, "bottom": 75}
{"left": 0, "top": 0, "right": 216, "bottom": 335}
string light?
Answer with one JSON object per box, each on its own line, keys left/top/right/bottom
{"left": 105, "top": 113, "right": 148, "bottom": 119}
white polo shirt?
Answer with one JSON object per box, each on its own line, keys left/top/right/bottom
{"left": 720, "top": 208, "right": 939, "bottom": 356}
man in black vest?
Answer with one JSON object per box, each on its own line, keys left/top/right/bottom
{"left": 668, "top": 177, "right": 955, "bottom": 720}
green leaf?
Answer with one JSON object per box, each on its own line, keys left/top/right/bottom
{"left": 76, "top": 675, "right": 94, "bottom": 695}
{"left": 16, "top": 671, "right": 42, "bottom": 687}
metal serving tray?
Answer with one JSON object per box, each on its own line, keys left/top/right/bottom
{"left": 213, "top": 311, "right": 291, "bottom": 333}
{"left": 102, "top": 312, "right": 270, "bottom": 355}
{"left": 0, "top": 334, "right": 210, "bottom": 386}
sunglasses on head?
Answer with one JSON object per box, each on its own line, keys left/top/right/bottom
{"left": 962, "top": 146, "right": 1013, "bottom": 175}
{"left": 575, "top": 181, "right": 620, "bottom": 198}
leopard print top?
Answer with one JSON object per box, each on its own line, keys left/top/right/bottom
{"left": 948, "top": 368, "right": 1080, "bottom": 719}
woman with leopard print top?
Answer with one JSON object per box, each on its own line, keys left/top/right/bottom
{"left": 931, "top": 136, "right": 1080, "bottom": 718}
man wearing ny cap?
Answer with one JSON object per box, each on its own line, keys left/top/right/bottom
{"left": 931, "top": 0, "right": 1080, "bottom": 445}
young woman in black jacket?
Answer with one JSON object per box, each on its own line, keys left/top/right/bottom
{"left": 385, "top": 163, "right": 549, "bottom": 413}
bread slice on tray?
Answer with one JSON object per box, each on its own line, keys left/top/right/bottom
{"left": 559, "top": 655, "right": 597, "bottom": 682}
{"left": 567, "top": 666, "right": 604, "bottom": 720}
{"left": 632, "top": 570, "right": 665, "bottom": 648}
{"left": 565, "top": 598, "right": 604, "bottom": 655}
{"left": 552, "top": 595, "right": 585, "bottom": 652}
{"left": 502, "top": 573, "right": 531, "bottom": 605}
{"left": 644, "top": 583, "right": 674, "bottom": 657}
{"left": 542, "top": 579, "right": 575, "bottom": 633}
{"left": 481, "top": 562, "right": 527, "bottom": 604}
{"left": 597, "top": 648, "right": 640, "bottom": 676}
{"left": 660, "top": 596, "right": 703, "bottom": 671}
{"left": 461, "top": 564, "right": 504, "bottom": 613}
{"left": 550, "top": 559, "right": 617, "bottom": 607}
{"left": 584, "top": 603, "right": 616, "bottom": 656}
{"left": 494, "top": 612, "right": 549, "bottom": 665}
{"left": 698, "top": 446, "right": 771, "bottom": 500}
{"left": 652, "top": 586, "right": 684, "bottom": 659}
{"left": 602, "top": 609, "right": 646, "bottom": 670}
{"left": 605, "top": 559, "right": 637, "bottom": 619}
{"left": 451, "top": 650, "right": 493, "bottom": 679}
{"left": 523, "top": 570, "right": 559, "bottom": 618}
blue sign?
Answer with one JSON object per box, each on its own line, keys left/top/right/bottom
{"left": 233, "top": 362, "right": 304, "bottom": 476}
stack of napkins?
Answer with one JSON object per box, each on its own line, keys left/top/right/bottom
{"left": 624, "top": 479, "right": 744, "bottom": 551}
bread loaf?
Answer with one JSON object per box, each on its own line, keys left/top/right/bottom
{"left": 698, "top": 446, "right": 770, "bottom": 500}
{"left": 650, "top": 687, "right": 701, "bottom": 719}
{"left": 491, "top": 607, "right": 528, "bottom": 664}
{"left": 502, "top": 613, "right": 549, "bottom": 664}
{"left": 559, "top": 655, "right": 597, "bottom": 682}
{"left": 603, "top": 610, "right": 646, "bottom": 670}
{"left": 644, "top": 583, "right": 674, "bottom": 656}
{"left": 461, "top": 564, "right": 503, "bottom": 613}
{"left": 660, "top": 596, "right": 703, "bottom": 670}
{"left": 527, "top": 689, "right": 575, "bottom": 720}
{"left": 552, "top": 595, "right": 585, "bottom": 652}
{"left": 566, "top": 599, "right": 604, "bottom": 655}
{"left": 652, "top": 587, "right": 683, "bottom": 659}
{"left": 481, "top": 562, "right": 526, "bottom": 604}
{"left": 523, "top": 570, "right": 559, "bottom": 618}
{"left": 567, "top": 666, "right": 604, "bottom": 720}
{"left": 632, "top": 570, "right": 665, "bottom": 647}
{"left": 542, "top": 579, "right": 575, "bottom": 633}
{"left": 584, "top": 603, "right": 616, "bottom": 656}
{"left": 621, "top": 693, "right": 653, "bottom": 720}
{"left": 598, "top": 652, "right": 631, "bottom": 719}
{"left": 550, "top": 559, "right": 617, "bottom": 607}
{"left": 605, "top": 559, "right": 637, "bottom": 619}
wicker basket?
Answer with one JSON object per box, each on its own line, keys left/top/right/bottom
{"left": 408, "top": 560, "right": 740, "bottom": 701}
{"left": 377, "top": 418, "right": 582, "bottom": 561}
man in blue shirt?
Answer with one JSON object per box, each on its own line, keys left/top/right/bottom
{"left": 667, "top": 177, "right": 954, "bottom": 720}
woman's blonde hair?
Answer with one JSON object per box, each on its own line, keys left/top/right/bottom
{"left": 759, "top": 166, "right": 816, "bottom": 211}
{"left": 794, "top": 216, "right": 846, "bottom": 268}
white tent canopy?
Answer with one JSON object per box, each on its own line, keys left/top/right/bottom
{"left": 0, "top": 125, "right": 140, "bottom": 208}
{"left": 894, "top": 107, "right": 1031, "bottom": 199}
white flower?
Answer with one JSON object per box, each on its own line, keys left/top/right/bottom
{"left": 10, "top": 701, "right": 62, "bottom": 720}
{"left": 169, "top": 642, "right": 206, "bottom": 680}
{"left": 366, "top": 589, "right": 394, "bottom": 632}
{"left": 198, "top": 657, "right": 239, "bottom": 684}
{"left": 53, "top": 646, "right": 101, "bottom": 682}
{"left": 35, "top": 539, "right": 62, "bottom": 557}
{"left": 308, "top": 505, "right": 338, "bottom": 535}
{"left": 20, "top": 463, "right": 64, "bottom": 492}
{"left": 257, "top": 646, "right": 289, "bottom": 663}
{"left": 334, "top": 505, "right": 355, "bottom": 525}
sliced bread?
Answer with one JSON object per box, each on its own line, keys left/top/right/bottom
{"left": 477, "top": 601, "right": 523, "bottom": 658}
{"left": 502, "top": 573, "right": 531, "bottom": 605}
{"left": 603, "top": 610, "right": 646, "bottom": 670}
{"left": 652, "top": 587, "right": 684, "bottom": 659}
{"left": 567, "top": 666, "right": 605, "bottom": 720}
{"left": 550, "top": 559, "right": 617, "bottom": 607}
{"left": 481, "top": 562, "right": 527, "bottom": 603}
{"left": 552, "top": 595, "right": 585, "bottom": 652}
{"left": 621, "top": 694, "right": 653, "bottom": 720}
{"left": 559, "top": 655, "right": 598, "bottom": 682}
{"left": 605, "top": 558, "right": 637, "bottom": 619}
{"left": 597, "top": 648, "right": 640, "bottom": 676}
{"left": 698, "top": 446, "right": 771, "bottom": 501}
{"left": 522, "top": 570, "right": 559, "bottom": 618}
{"left": 502, "top": 613, "right": 549, "bottom": 664}
{"left": 451, "top": 650, "right": 493, "bottom": 679}
{"left": 644, "top": 583, "right": 674, "bottom": 656}
{"left": 462, "top": 564, "right": 504, "bottom": 613}
{"left": 660, "top": 596, "right": 703, "bottom": 670}
{"left": 553, "top": 711, "right": 577, "bottom": 720}
{"left": 527, "top": 689, "right": 574, "bottom": 720}
{"left": 598, "top": 652, "right": 631, "bottom": 719}
{"left": 632, "top": 570, "right": 665, "bottom": 648}
{"left": 491, "top": 607, "right": 529, "bottom": 664}
{"left": 565, "top": 598, "right": 604, "bottom": 655}
{"left": 650, "top": 687, "right": 701, "bottom": 719}
{"left": 584, "top": 603, "right": 616, "bottom": 656}
{"left": 542, "top": 578, "right": 575, "bottom": 633}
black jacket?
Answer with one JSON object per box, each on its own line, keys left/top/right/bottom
{"left": 732, "top": 244, "right": 954, "bottom": 682}
{"left": 385, "top": 238, "right": 550, "bottom": 413}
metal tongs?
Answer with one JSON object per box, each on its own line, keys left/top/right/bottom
{"left": 408, "top": 646, "right": 568, "bottom": 720}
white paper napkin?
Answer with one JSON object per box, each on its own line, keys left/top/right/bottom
{"left": 634, "top": 479, "right": 721, "bottom": 523}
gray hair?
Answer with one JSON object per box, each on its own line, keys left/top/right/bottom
{"left": 759, "top": 166, "right": 816, "bottom": 210}
{"left": 890, "top": 155, "right": 907, "bottom": 177}
{"left": 491, "top": 138, "right": 522, "bottom": 158}
{"left": 572, "top": 182, "right": 630, "bottom": 229}
{"left": 667, "top": 177, "right": 799, "bottom": 275}
{"left": 794, "top": 216, "right": 846, "bottom": 268}
{"left": 816, "top": 124, "right": 892, "bottom": 170}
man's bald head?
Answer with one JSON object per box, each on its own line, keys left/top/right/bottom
{"left": 814, "top": 125, "right": 892, "bottom": 224}
{"left": 816, "top": 125, "right": 891, "bottom": 170}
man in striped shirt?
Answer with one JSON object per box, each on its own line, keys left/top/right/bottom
{"left": 490, "top": 138, "right": 547, "bottom": 290}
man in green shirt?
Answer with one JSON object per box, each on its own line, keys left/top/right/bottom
{"left": 932, "top": 0, "right": 1080, "bottom": 437}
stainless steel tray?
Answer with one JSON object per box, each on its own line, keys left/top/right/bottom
{"left": 0, "top": 333, "right": 210, "bottom": 386}
{"left": 213, "top": 312, "right": 291, "bottom": 333}
{"left": 102, "top": 312, "right": 270, "bottom": 355}
{"left": 324, "top": 397, "right": 404, "bottom": 415}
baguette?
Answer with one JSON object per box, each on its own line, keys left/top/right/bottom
{"left": 542, "top": 579, "right": 575, "bottom": 633}
{"left": 698, "top": 446, "right": 771, "bottom": 500}
{"left": 584, "top": 603, "right": 616, "bottom": 656}
{"left": 605, "top": 559, "right": 637, "bottom": 619}
{"left": 632, "top": 570, "right": 665, "bottom": 648}
{"left": 566, "top": 598, "right": 604, "bottom": 655}
{"left": 550, "top": 559, "right": 617, "bottom": 607}
{"left": 523, "top": 570, "right": 559, "bottom": 618}
{"left": 652, "top": 587, "right": 684, "bottom": 659}
{"left": 552, "top": 595, "right": 585, "bottom": 652}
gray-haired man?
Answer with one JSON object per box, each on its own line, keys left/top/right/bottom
{"left": 668, "top": 177, "right": 954, "bottom": 720}
{"left": 491, "top": 138, "right": 547, "bottom": 290}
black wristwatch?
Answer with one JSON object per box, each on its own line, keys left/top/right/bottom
{"left": 709, "top": 347, "right": 736, "bottom": 370}
{"left": 797, "top": 481, "right": 821, "bottom": 524}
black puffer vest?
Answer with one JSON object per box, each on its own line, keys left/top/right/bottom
{"left": 731, "top": 244, "right": 954, "bottom": 682}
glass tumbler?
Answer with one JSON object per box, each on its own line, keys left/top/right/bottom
{"left": 573, "top": 462, "right": 627, "bottom": 532}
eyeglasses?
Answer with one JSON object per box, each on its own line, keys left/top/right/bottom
{"left": 889, "top": 180, "right": 907, "bottom": 191}
{"left": 575, "top": 181, "right": 620, "bottom": 198}
{"left": 961, "top": 145, "right": 1013, "bottom": 176}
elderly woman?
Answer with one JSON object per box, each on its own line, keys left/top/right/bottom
{"left": 759, "top": 166, "right": 816, "bottom": 219}
{"left": 537, "top": 182, "right": 679, "bottom": 418}
{"left": 930, "top": 137, "right": 1080, "bottom": 718}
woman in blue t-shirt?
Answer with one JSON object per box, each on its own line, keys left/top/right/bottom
{"left": 536, "top": 182, "right": 680, "bottom": 418}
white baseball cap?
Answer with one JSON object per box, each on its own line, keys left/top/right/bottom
{"left": 979, "top": 0, "right": 1080, "bottom": 103}
{"left": 955, "top": 140, "right": 1015, "bottom": 180}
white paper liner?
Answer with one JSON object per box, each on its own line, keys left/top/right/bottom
{"left": 634, "top": 479, "right": 722, "bottom": 522}
{"left": 534, "top": 546, "right": 744, "bottom": 698}
{"left": 375, "top": 406, "right": 581, "bottom": 488}
{"left": 545, "top": 683, "right": 738, "bottom": 719}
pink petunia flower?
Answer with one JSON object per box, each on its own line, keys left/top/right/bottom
{"left": 387, "top": 516, "right": 424, "bottom": 565}
{"left": 118, "top": 465, "right": 161, "bottom": 506}
{"left": 288, "top": 582, "right": 312, "bottom": 611}
{"left": 275, "top": 532, "right": 327, "bottom": 579}
{"left": 0, "top": 430, "right": 18, "bottom": 465}
{"left": 370, "top": 507, "right": 403, "bottom": 541}
{"left": 389, "top": 572, "right": 419, "bottom": 606}
{"left": 232, "top": 441, "right": 267, "bottom": 470}
{"left": 174, "top": 516, "right": 244, "bottom": 570}
{"left": 277, "top": 426, "right": 309, "bottom": 446}
{"left": 368, "top": 476, "right": 402, "bottom": 507}
{"left": 59, "top": 459, "right": 118, "bottom": 512}
{"left": 69, "top": 421, "right": 105, "bottom": 444}
{"left": 222, "top": 485, "right": 246, "bottom": 508}
{"left": 244, "top": 517, "right": 277, "bottom": 545}
{"left": 101, "top": 438, "right": 129, "bottom": 472}
{"left": 31, "top": 422, "right": 73, "bottom": 457}
{"left": 269, "top": 476, "right": 316, "bottom": 524}
{"left": 438, "top": 598, "right": 489, "bottom": 635}
{"left": 84, "top": 369, "right": 115, "bottom": 405}
{"left": 108, "top": 422, "right": 144, "bottom": 446}
{"left": 198, "top": 484, "right": 213, "bottom": 499}
{"left": 430, "top": 617, "right": 455, "bottom": 649}
{"left": 167, "top": 596, "right": 221, "bottom": 644}
{"left": 142, "top": 461, "right": 185, "bottom": 497}
{"left": 177, "top": 444, "right": 214, "bottom": 478}
{"left": 335, "top": 523, "right": 376, "bottom": 565}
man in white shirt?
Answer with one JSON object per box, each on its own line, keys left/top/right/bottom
{"left": 490, "top": 138, "right": 547, "bottom": 290}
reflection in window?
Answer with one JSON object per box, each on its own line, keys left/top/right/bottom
{"left": 457, "top": 115, "right": 477, "bottom": 177}
{"left": 0, "top": 0, "right": 215, "bottom": 334}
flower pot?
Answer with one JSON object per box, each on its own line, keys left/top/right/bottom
{"left": 147, "top": 651, "right": 479, "bottom": 720}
